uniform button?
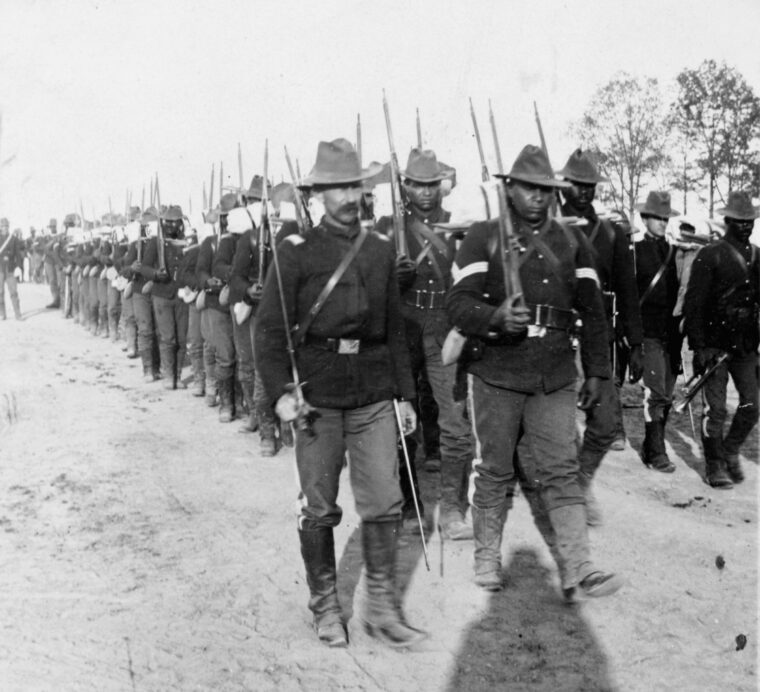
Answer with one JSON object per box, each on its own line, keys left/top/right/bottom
{"left": 542, "top": 279, "right": 548, "bottom": 284}
{"left": 428, "top": 279, "right": 434, "bottom": 284}
{"left": 538, "top": 254, "right": 543, "bottom": 259}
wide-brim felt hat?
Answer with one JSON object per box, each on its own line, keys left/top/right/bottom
{"left": 219, "top": 192, "right": 240, "bottom": 214}
{"left": 272, "top": 181, "right": 296, "bottom": 206}
{"left": 161, "top": 204, "right": 184, "bottom": 221}
{"left": 717, "top": 190, "right": 759, "bottom": 220}
{"left": 247, "top": 175, "right": 272, "bottom": 200}
{"left": 401, "top": 148, "right": 450, "bottom": 183}
{"left": 557, "top": 148, "right": 609, "bottom": 184}
{"left": 635, "top": 191, "right": 679, "bottom": 218}
{"left": 141, "top": 206, "right": 159, "bottom": 224}
{"left": 496, "top": 144, "right": 570, "bottom": 188}
{"left": 300, "top": 138, "right": 383, "bottom": 187}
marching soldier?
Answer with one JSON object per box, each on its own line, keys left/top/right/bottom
{"left": 197, "top": 192, "right": 240, "bottom": 421}
{"left": 634, "top": 191, "right": 681, "bottom": 473}
{"left": 255, "top": 138, "right": 427, "bottom": 649}
{"left": 447, "top": 144, "right": 622, "bottom": 600}
{"left": 140, "top": 205, "right": 190, "bottom": 389}
{"left": 558, "top": 149, "right": 643, "bottom": 524}
{"left": 43, "top": 218, "right": 61, "bottom": 309}
{"left": 684, "top": 191, "right": 759, "bottom": 488}
{"left": 117, "top": 208, "right": 142, "bottom": 358}
{"left": 0, "top": 217, "right": 24, "bottom": 320}
{"left": 376, "top": 147, "right": 474, "bottom": 540}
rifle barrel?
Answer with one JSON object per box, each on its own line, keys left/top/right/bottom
{"left": 469, "top": 98, "right": 489, "bottom": 183}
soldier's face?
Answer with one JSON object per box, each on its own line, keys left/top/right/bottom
{"left": 403, "top": 180, "right": 442, "bottom": 214}
{"left": 725, "top": 217, "right": 755, "bottom": 244}
{"left": 318, "top": 185, "right": 362, "bottom": 227}
{"left": 564, "top": 181, "right": 596, "bottom": 209}
{"left": 508, "top": 181, "right": 552, "bottom": 224}
{"left": 643, "top": 215, "right": 668, "bottom": 238}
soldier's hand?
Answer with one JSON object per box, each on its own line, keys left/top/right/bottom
{"left": 397, "top": 400, "right": 417, "bottom": 436}
{"left": 130, "top": 260, "right": 142, "bottom": 272}
{"left": 577, "top": 376, "right": 602, "bottom": 410}
{"left": 246, "top": 284, "right": 263, "bottom": 301}
{"left": 692, "top": 348, "right": 709, "bottom": 376}
{"left": 491, "top": 294, "right": 530, "bottom": 334}
{"left": 395, "top": 255, "right": 416, "bottom": 291}
{"left": 275, "top": 385, "right": 315, "bottom": 426}
{"left": 205, "top": 277, "right": 223, "bottom": 289}
{"left": 628, "top": 344, "right": 644, "bottom": 383}
{"left": 155, "top": 268, "right": 170, "bottom": 283}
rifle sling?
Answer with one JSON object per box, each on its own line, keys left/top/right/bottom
{"left": 294, "top": 226, "right": 369, "bottom": 345}
{"left": 0, "top": 234, "right": 13, "bottom": 257}
{"left": 409, "top": 218, "right": 447, "bottom": 282}
{"left": 638, "top": 244, "right": 674, "bottom": 307}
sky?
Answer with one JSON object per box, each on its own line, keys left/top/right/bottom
{"left": 0, "top": 0, "right": 758, "bottom": 229}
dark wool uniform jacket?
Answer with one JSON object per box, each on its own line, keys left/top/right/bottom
{"left": 195, "top": 235, "right": 225, "bottom": 313}
{"left": 253, "top": 217, "right": 416, "bottom": 409}
{"left": 683, "top": 237, "right": 759, "bottom": 355}
{"left": 139, "top": 236, "right": 185, "bottom": 299}
{"left": 177, "top": 244, "right": 201, "bottom": 291}
{"left": 122, "top": 239, "right": 151, "bottom": 289}
{"left": 634, "top": 234, "right": 679, "bottom": 341}
{"left": 446, "top": 216, "right": 610, "bottom": 393}
{"left": 230, "top": 221, "right": 300, "bottom": 307}
{"left": 561, "top": 206, "right": 643, "bottom": 347}
{"left": 0, "top": 234, "right": 25, "bottom": 271}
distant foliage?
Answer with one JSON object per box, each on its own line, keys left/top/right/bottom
{"left": 572, "top": 73, "right": 673, "bottom": 218}
{"left": 672, "top": 60, "right": 760, "bottom": 216}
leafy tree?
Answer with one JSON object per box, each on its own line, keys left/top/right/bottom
{"left": 572, "top": 73, "right": 673, "bottom": 218}
{"left": 673, "top": 60, "right": 760, "bottom": 216}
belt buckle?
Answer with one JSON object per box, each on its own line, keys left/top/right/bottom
{"left": 338, "top": 338, "right": 360, "bottom": 354}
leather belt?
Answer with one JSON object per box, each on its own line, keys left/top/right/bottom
{"left": 303, "top": 334, "right": 383, "bottom": 354}
{"left": 405, "top": 289, "right": 447, "bottom": 309}
{"left": 528, "top": 303, "right": 578, "bottom": 331}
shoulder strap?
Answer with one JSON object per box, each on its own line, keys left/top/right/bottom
{"left": 408, "top": 217, "right": 448, "bottom": 280}
{"left": 638, "top": 243, "right": 674, "bottom": 307}
{"left": 0, "top": 235, "right": 12, "bottom": 256}
{"left": 294, "top": 227, "right": 369, "bottom": 345}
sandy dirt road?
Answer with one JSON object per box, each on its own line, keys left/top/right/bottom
{"left": 0, "top": 283, "right": 756, "bottom": 691}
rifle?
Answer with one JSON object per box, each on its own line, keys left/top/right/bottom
{"left": 256, "top": 139, "right": 270, "bottom": 294}
{"left": 488, "top": 100, "right": 505, "bottom": 175}
{"left": 209, "top": 163, "right": 215, "bottom": 211}
{"left": 356, "top": 113, "right": 362, "bottom": 167}
{"left": 284, "top": 145, "right": 312, "bottom": 233}
{"left": 264, "top": 161, "right": 313, "bottom": 437}
{"left": 382, "top": 89, "right": 409, "bottom": 257}
{"left": 219, "top": 161, "right": 223, "bottom": 204}
{"left": 416, "top": 107, "right": 422, "bottom": 148}
{"left": 238, "top": 142, "right": 244, "bottom": 198}
{"left": 673, "top": 352, "right": 729, "bottom": 413}
{"left": 469, "top": 98, "right": 489, "bottom": 182}
{"left": 533, "top": 101, "right": 560, "bottom": 217}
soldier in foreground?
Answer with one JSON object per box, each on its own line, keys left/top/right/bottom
{"left": 684, "top": 191, "right": 759, "bottom": 488}
{"left": 255, "top": 138, "right": 426, "bottom": 649}
{"left": 447, "top": 145, "right": 622, "bottom": 600}
{"left": 558, "top": 149, "right": 643, "bottom": 524}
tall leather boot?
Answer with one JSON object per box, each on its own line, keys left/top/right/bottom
{"left": 161, "top": 347, "right": 177, "bottom": 390}
{"left": 11, "top": 294, "right": 22, "bottom": 320}
{"left": 218, "top": 377, "right": 235, "bottom": 423}
{"left": 190, "top": 358, "right": 205, "bottom": 397}
{"left": 175, "top": 350, "right": 187, "bottom": 390}
{"left": 549, "top": 504, "right": 623, "bottom": 603}
{"left": 702, "top": 435, "right": 733, "bottom": 489}
{"left": 240, "top": 379, "right": 258, "bottom": 433}
{"left": 205, "top": 364, "right": 218, "bottom": 407}
{"left": 471, "top": 504, "right": 505, "bottom": 591}
{"left": 361, "top": 520, "right": 428, "bottom": 649}
{"left": 298, "top": 526, "right": 348, "bottom": 648}
{"left": 641, "top": 420, "right": 675, "bottom": 473}
{"left": 522, "top": 484, "right": 564, "bottom": 581}
{"left": 259, "top": 417, "right": 281, "bottom": 457}
{"left": 723, "top": 411, "right": 757, "bottom": 484}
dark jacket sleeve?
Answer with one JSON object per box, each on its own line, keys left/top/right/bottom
{"left": 196, "top": 237, "right": 214, "bottom": 288}
{"left": 230, "top": 230, "right": 255, "bottom": 305}
{"left": 139, "top": 238, "right": 159, "bottom": 281}
{"left": 611, "top": 225, "right": 643, "bottom": 346}
{"left": 682, "top": 246, "right": 713, "bottom": 350}
{"left": 212, "top": 235, "right": 237, "bottom": 282}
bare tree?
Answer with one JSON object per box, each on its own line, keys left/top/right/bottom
{"left": 571, "top": 73, "right": 673, "bottom": 218}
{"left": 673, "top": 60, "right": 760, "bottom": 217}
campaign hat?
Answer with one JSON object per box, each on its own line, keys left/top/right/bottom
{"left": 219, "top": 192, "right": 240, "bottom": 214}
{"left": 557, "top": 149, "right": 609, "bottom": 184}
{"left": 497, "top": 145, "right": 570, "bottom": 188}
{"left": 635, "top": 191, "right": 679, "bottom": 219}
{"left": 716, "top": 190, "right": 759, "bottom": 221}
{"left": 300, "top": 138, "right": 383, "bottom": 187}
{"left": 0, "top": 217, "right": 8, "bottom": 229}
{"left": 141, "top": 206, "right": 159, "bottom": 224}
{"left": 246, "top": 175, "right": 272, "bottom": 201}
{"left": 128, "top": 206, "right": 141, "bottom": 222}
{"left": 401, "top": 148, "right": 450, "bottom": 183}
{"left": 161, "top": 204, "right": 184, "bottom": 221}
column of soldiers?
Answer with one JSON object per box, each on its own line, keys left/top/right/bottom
{"left": 7, "top": 122, "right": 756, "bottom": 653}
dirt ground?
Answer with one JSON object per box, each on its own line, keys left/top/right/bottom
{"left": 0, "top": 283, "right": 757, "bottom": 692}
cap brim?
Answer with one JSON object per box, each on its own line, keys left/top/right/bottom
{"left": 635, "top": 204, "right": 679, "bottom": 218}
{"left": 496, "top": 173, "right": 570, "bottom": 189}
{"left": 556, "top": 170, "right": 610, "bottom": 185}
{"left": 716, "top": 206, "right": 760, "bottom": 220}
{"left": 300, "top": 161, "right": 384, "bottom": 188}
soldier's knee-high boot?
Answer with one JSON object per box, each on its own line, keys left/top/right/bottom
{"left": 723, "top": 408, "right": 757, "bottom": 483}
{"left": 10, "top": 293, "right": 22, "bottom": 320}
{"left": 218, "top": 377, "right": 235, "bottom": 423}
{"left": 190, "top": 357, "right": 205, "bottom": 397}
{"left": 240, "top": 379, "right": 258, "bottom": 432}
{"left": 549, "top": 503, "right": 623, "bottom": 602}
{"left": 140, "top": 350, "right": 158, "bottom": 382}
{"left": 299, "top": 526, "right": 348, "bottom": 648}
{"left": 471, "top": 503, "right": 505, "bottom": 591}
{"left": 702, "top": 435, "right": 733, "bottom": 489}
{"left": 641, "top": 420, "right": 675, "bottom": 473}
{"left": 361, "top": 520, "right": 427, "bottom": 648}
{"left": 161, "top": 347, "right": 177, "bottom": 390}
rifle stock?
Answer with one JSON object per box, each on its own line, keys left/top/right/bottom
{"left": 284, "top": 145, "right": 312, "bottom": 233}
